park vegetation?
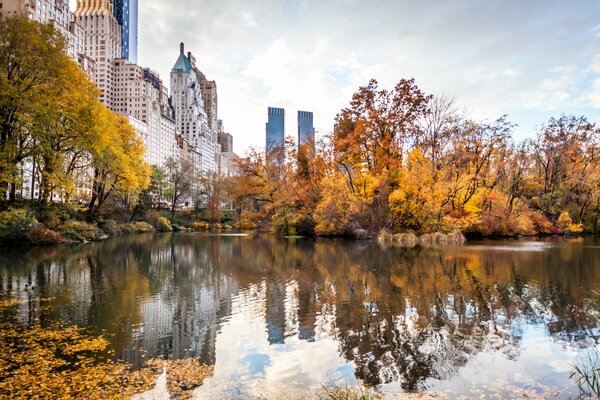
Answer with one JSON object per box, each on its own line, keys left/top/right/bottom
{"left": 0, "top": 17, "right": 238, "bottom": 244}
{"left": 1, "top": 17, "right": 599, "bottom": 244}
{"left": 230, "top": 80, "right": 600, "bottom": 238}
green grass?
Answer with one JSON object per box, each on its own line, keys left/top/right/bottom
{"left": 571, "top": 347, "right": 600, "bottom": 399}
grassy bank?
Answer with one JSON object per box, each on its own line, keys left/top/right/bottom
{"left": 0, "top": 204, "right": 247, "bottom": 246}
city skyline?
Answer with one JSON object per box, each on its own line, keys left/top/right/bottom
{"left": 75, "top": 1, "right": 600, "bottom": 155}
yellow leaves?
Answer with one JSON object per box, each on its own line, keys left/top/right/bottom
{"left": 0, "top": 300, "right": 213, "bottom": 400}
{"left": 314, "top": 172, "right": 361, "bottom": 235}
{"left": 63, "top": 337, "right": 110, "bottom": 355}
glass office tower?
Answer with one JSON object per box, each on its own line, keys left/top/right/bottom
{"left": 266, "top": 107, "right": 285, "bottom": 150}
{"left": 113, "top": 0, "right": 138, "bottom": 63}
{"left": 297, "top": 111, "right": 315, "bottom": 146}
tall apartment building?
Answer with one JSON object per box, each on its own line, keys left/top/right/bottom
{"left": 0, "top": 0, "right": 85, "bottom": 62}
{"left": 112, "top": 59, "right": 178, "bottom": 166}
{"left": 170, "top": 43, "right": 217, "bottom": 174}
{"left": 192, "top": 68, "right": 218, "bottom": 133}
{"left": 266, "top": 107, "right": 285, "bottom": 150}
{"left": 112, "top": 0, "right": 138, "bottom": 63}
{"left": 216, "top": 120, "right": 236, "bottom": 176}
{"left": 298, "top": 111, "right": 315, "bottom": 147}
{"left": 74, "top": 0, "right": 121, "bottom": 108}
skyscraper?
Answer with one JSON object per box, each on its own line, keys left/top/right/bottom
{"left": 297, "top": 111, "right": 315, "bottom": 147}
{"left": 112, "top": 0, "right": 138, "bottom": 63}
{"left": 170, "top": 43, "right": 216, "bottom": 173}
{"left": 75, "top": 0, "right": 122, "bottom": 108}
{"left": 266, "top": 107, "right": 285, "bottom": 150}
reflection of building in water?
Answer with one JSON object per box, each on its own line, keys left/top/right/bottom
{"left": 266, "top": 280, "right": 287, "bottom": 344}
{"left": 297, "top": 281, "right": 318, "bottom": 341}
{"left": 3, "top": 235, "right": 600, "bottom": 395}
{"left": 122, "top": 241, "right": 238, "bottom": 366}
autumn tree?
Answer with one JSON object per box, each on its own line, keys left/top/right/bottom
{"left": 32, "top": 62, "right": 100, "bottom": 203}
{"left": 87, "top": 107, "right": 150, "bottom": 219}
{"left": 0, "top": 17, "right": 76, "bottom": 201}
{"left": 334, "top": 78, "right": 431, "bottom": 175}
{"left": 164, "top": 156, "right": 193, "bottom": 222}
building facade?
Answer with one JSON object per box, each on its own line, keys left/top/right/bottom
{"left": 112, "top": 0, "right": 138, "bottom": 63}
{"left": 195, "top": 69, "right": 218, "bottom": 132}
{"left": 113, "top": 59, "right": 178, "bottom": 166}
{"left": 216, "top": 120, "right": 236, "bottom": 176}
{"left": 266, "top": 107, "right": 285, "bottom": 150}
{"left": 0, "top": 0, "right": 85, "bottom": 62}
{"left": 170, "top": 43, "right": 217, "bottom": 174}
{"left": 75, "top": 0, "right": 121, "bottom": 108}
{"left": 297, "top": 111, "right": 315, "bottom": 147}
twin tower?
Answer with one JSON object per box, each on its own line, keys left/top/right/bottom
{"left": 266, "top": 108, "right": 315, "bottom": 151}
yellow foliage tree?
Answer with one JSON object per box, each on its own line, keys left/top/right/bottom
{"left": 314, "top": 172, "right": 361, "bottom": 235}
{"left": 87, "top": 106, "right": 150, "bottom": 219}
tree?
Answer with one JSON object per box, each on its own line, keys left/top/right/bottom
{"left": 32, "top": 62, "right": 100, "bottom": 203}
{"left": 164, "top": 156, "right": 193, "bottom": 222}
{"left": 314, "top": 172, "right": 360, "bottom": 235}
{"left": 334, "top": 78, "right": 431, "bottom": 175}
{"left": 87, "top": 107, "right": 150, "bottom": 219}
{"left": 0, "top": 17, "right": 75, "bottom": 201}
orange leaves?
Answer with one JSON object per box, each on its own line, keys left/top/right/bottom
{"left": 334, "top": 78, "right": 431, "bottom": 176}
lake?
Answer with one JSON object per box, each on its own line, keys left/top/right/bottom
{"left": 1, "top": 234, "right": 599, "bottom": 398}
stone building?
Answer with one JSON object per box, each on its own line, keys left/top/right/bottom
{"left": 0, "top": 0, "right": 85, "bottom": 62}
{"left": 112, "top": 59, "right": 178, "bottom": 166}
{"left": 170, "top": 43, "right": 217, "bottom": 174}
{"left": 74, "top": 0, "right": 121, "bottom": 108}
{"left": 216, "top": 120, "right": 237, "bottom": 177}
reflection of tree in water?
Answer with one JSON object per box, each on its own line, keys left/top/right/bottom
{"left": 321, "top": 244, "right": 600, "bottom": 390}
{"left": 0, "top": 236, "right": 599, "bottom": 389}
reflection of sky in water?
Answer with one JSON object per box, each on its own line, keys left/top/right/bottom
{"left": 196, "top": 281, "right": 357, "bottom": 398}
{"left": 415, "top": 324, "right": 584, "bottom": 398}
{"left": 1, "top": 235, "right": 600, "bottom": 398}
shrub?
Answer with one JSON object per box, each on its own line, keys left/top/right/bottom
{"left": 122, "top": 221, "right": 155, "bottom": 233}
{"left": 154, "top": 216, "right": 173, "bottom": 232}
{"left": 377, "top": 229, "right": 393, "bottom": 246}
{"left": 61, "top": 229, "right": 86, "bottom": 242}
{"left": 0, "top": 209, "right": 37, "bottom": 242}
{"left": 430, "top": 232, "right": 447, "bottom": 244}
{"left": 192, "top": 221, "right": 210, "bottom": 231}
{"left": 447, "top": 230, "right": 466, "bottom": 244}
{"left": 29, "top": 225, "right": 66, "bottom": 245}
{"left": 100, "top": 220, "right": 121, "bottom": 236}
{"left": 393, "top": 233, "right": 418, "bottom": 247}
{"left": 235, "top": 218, "right": 257, "bottom": 231}
{"left": 37, "top": 204, "right": 80, "bottom": 229}
{"left": 212, "top": 223, "right": 223, "bottom": 230}
{"left": 58, "top": 221, "right": 105, "bottom": 241}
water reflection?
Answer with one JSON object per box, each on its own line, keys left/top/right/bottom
{"left": 1, "top": 235, "right": 599, "bottom": 396}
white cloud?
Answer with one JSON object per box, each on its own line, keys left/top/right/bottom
{"left": 68, "top": 0, "right": 600, "bottom": 151}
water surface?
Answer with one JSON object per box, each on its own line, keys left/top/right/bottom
{"left": 1, "top": 234, "right": 599, "bottom": 398}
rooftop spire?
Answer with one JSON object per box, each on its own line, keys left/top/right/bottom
{"left": 180, "top": 42, "right": 185, "bottom": 55}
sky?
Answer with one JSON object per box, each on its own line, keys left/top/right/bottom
{"left": 71, "top": 0, "right": 600, "bottom": 155}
